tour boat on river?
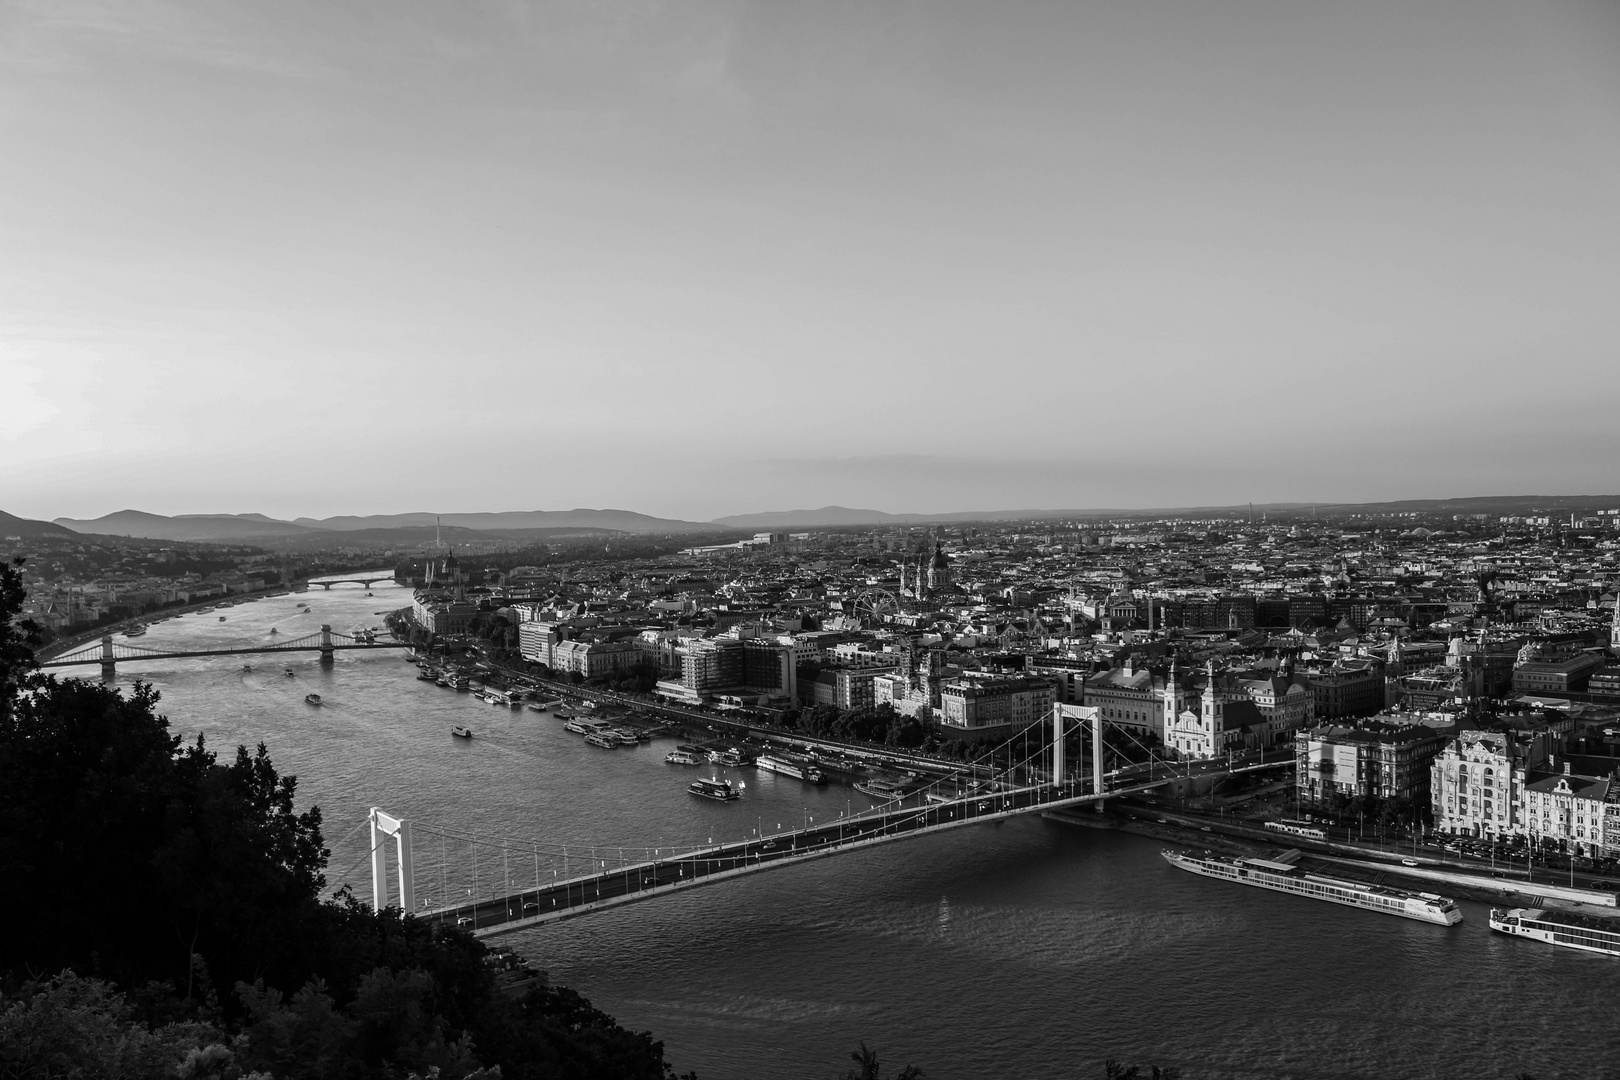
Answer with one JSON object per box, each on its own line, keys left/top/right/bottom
{"left": 1490, "top": 907, "right": 1620, "bottom": 956}
{"left": 666, "top": 748, "right": 703, "bottom": 766}
{"left": 584, "top": 731, "right": 620, "bottom": 748}
{"left": 855, "top": 777, "right": 908, "bottom": 801}
{"left": 304, "top": 693, "right": 322, "bottom": 706}
{"left": 688, "top": 778, "right": 742, "bottom": 802}
{"left": 1162, "top": 849, "right": 1462, "bottom": 925}
{"left": 756, "top": 753, "right": 825, "bottom": 784}
{"left": 451, "top": 725, "right": 473, "bottom": 739}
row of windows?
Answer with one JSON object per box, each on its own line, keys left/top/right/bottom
{"left": 1521, "top": 920, "right": 1620, "bottom": 952}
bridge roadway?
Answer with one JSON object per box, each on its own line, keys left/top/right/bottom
{"left": 427, "top": 775, "right": 1185, "bottom": 938}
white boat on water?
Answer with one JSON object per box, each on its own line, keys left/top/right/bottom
{"left": 1162, "top": 849, "right": 1462, "bottom": 925}
{"left": 1491, "top": 907, "right": 1620, "bottom": 956}
{"left": 756, "top": 753, "right": 824, "bottom": 784}
{"left": 855, "top": 777, "right": 907, "bottom": 801}
{"left": 665, "top": 748, "right": 704, "bottom": 765}
{"left": 688, "top": 778, "right": 741, "bottom": 801}
{"left": 584, "top": 731, "right": 620, "bottom": 748}
{"left": 452, "top": 725, "right": 473, "bottom": 739}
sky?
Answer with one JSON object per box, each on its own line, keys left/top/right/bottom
{"left": 2, "top": 0, "right": 1618, "bottom": 524}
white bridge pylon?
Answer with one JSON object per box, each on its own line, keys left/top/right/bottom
{"left": 1052, "top": 702, "right": 1104, "bottom": 800}
{"left": 369, "top": 807, "right": 414, "bottom": 912}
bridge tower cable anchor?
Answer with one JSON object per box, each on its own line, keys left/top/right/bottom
{"left": 99, "top": 634, "right": 116, "bottom": 682}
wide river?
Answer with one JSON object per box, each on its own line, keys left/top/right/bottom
{"left": 101, "top": 584, "right": 1620, "bottom": 1079}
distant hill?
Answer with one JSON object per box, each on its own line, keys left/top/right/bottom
{"left": 714, "top": 495, "right": 1620, "bottom": 528}
{"left": 295, "top": 510, "right": 721, "bottom": 535}
{"left": 711, "top": 504, "right": 1169, "bottom": 527}
{"left": 713, "top": 506, "right": 929, "bottom": 528}
{"left": 53, "top": 507, "right": 728, "bottom": 543}
{"left": 0, "top": 510, "right": 81, "bottom": 539}
{"left": 54, "top": 510, "right": 316, "bottom": 541}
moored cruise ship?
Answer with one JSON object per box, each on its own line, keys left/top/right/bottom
{"left": 756, "top": 753, "right": 824, "bottom": 784}
{"left": 1490, "top": 907, "right": 1620, "bottom": 956}
{"left": 1162, "top": 849, "right": 1462, "bottom": 926}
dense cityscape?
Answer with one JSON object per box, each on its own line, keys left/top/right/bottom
{"left": 8, "top": 2, "right": 1619, "bottom": 1075}
{"left": 16, "top": 499, "right": 1620, "bottom": 869}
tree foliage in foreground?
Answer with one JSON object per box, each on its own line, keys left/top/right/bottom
{"left": 0, "top": 557, "right": 690, "bottom": 1080}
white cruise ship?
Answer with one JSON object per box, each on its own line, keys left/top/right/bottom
{"left": 1490, "top": 907, "right": 1620, "bottom": 956}
{"left": 1163, "top": 849, "right": 1462, "bottom": 926}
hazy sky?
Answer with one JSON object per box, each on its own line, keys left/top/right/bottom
{"left": 3, "top": 0, "right": 1618, "bottom": 523}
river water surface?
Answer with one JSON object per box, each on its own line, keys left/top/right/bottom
{"left": 105, "top": 585, "right": 1620, "bottom": 1080}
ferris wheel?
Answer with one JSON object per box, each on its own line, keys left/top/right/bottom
{"left": 852, "top": 588, "right": 901, "bottom": 626}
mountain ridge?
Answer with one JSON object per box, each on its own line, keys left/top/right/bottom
{"left": 52, "top": 508, "right": 725, "bottom": 542}
{"left": 0, "top": 510, "right": 81, "bottom": 539}
{"left": 711, "top": 495, "right": 1620, "bottom": 528}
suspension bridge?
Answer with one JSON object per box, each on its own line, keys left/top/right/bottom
{"left": 355, "top": 706, "right": 1292, "bottom": 939}
{"left": 39, "top": 624, "right": 408, "bottom": 679}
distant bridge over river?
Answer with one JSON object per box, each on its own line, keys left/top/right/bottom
{"left": 304, "top": 570, "right": 399, "bottom": 590}
{"left": 40, "top": 625, "right": 407, "bottom": 679}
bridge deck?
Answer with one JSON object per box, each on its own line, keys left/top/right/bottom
{"left": 40, "top": 640, "right": 410, "bottom": 666}
{"left": 422, "top": 776, "right": 1181, "bottom": 937}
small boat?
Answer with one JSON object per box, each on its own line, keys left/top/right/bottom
{"left": 283, "top": 668, "right": 296, "bottom": 678}
{"left": 855, "top": 777, "right": 907, "bottom": 801}
{"left": 527, "top": 702, "right": 549, "bottom": 713}
{"left": 297, "top": 602, "right": 307, "bottom": 608}
{"left": 269, "top": 627, "right": 278, "bottom": 635}
{"left": 665, "top": 748, "right": 703, "bottom": 765}
{"left": 452, "top": 725, "right": 473, "bottom": 739}
{"left": 218, "top": 615, "right": 226, "bottom": 621}
{"left": 304, "top": 693, "right": 322, "bottom": 706}
{"left": 122, "top": 624, "right": 146, "bottom": 638}
{"left": 242, "top": 664, "right": 253, "bottom": 673}
{"left": 688, "top": 778, "right": 742, "bottom": 801}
